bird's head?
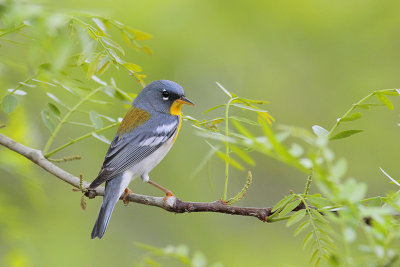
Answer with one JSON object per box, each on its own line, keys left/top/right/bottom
{"left": 134, "top": 80, "right": 194, "bottom": 115}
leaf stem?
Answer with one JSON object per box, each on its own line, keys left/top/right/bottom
{"left": 309, "top": 89, "right": 398, "bottom": 194}
{"left": 267, "top": 216, "right": 291, "bottom": 223}
{"left": 222, "top": 97, "right": 237, "bottom": 201}
{"left": 43, "top": 87, "right": 102, "bottom": 154}
{"left": 9, "top": 72, "right": 37, "bottom": 95}
{"left": 0, "top": 23, "right": 26, "bottom": 38}
{"left": 71, "top": 16, "right": 145, "bottom": 87}
{"left": 327, "top": 89, "right": 397, "bottom": 138}
{"left": 298, "top": 195, "right": 323, "bottom": 262}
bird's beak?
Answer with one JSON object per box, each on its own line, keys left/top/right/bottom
{"left": 176, "top": 96, "right": 194, "bottom": 106}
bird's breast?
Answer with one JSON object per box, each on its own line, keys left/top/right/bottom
{"left": 128, "top": 135, "right": 176, "bottom": 180}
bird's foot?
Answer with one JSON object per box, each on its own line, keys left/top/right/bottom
{"left": 123, "top": 188, "right": 133, "bottom": 205}
{"left": 147, "top": 180, "right": 176, "bottom": 205}
{"left": 163, "top": 191, "right": 175, "bottom": 205}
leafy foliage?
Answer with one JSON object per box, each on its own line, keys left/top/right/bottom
{"left": 1, "top": 1, "right": 400, "bottom": 266}
{"left": 0, "top": 0, "right": 151, "bottom": 159}
{"left": 136, "top": 243, "right": 224, "bottom": 267}
{"left": 193, "top": 84, "right": 400, "bottom": 266}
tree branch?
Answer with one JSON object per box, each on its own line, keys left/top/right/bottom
{"left": 0, "top": 133, "right": 301, "bottom": 222}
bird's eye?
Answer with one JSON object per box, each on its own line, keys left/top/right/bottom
{"left": 162, "top": 90, "right": 169, "bottom": 100}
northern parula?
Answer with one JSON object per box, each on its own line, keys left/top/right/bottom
{"left": 89, "top": 80, "right": 194, "bottom": 239}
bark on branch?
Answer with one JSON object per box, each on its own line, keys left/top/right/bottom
{"left": 0, "top": 133, "right": 299, "bottom": 222}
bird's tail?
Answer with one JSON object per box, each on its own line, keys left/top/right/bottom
{"left": 91, "top": 173, "right": 128, "bottom": 239}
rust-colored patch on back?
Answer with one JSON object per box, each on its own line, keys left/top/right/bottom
{"left": 117, "top": 107, "right": 151, "bottom": 136}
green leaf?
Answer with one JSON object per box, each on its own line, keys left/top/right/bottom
{"left": 376, "top": 93, "right": 394, "bottom": 110}
{"left": 92, "top": 18, "right": 108, "bottom": 36}
{"left": 86, "top": 54, "right": 100, "bottom": 79}
{"left": 338, "top": 178, "right": 367, "bottom": 203}
{"left": 125, "top": 27, "right": 152, "bottom": 40}
{"left": 101, "top": 86, "right": 129, "bottom": 101}
{"left": 272, "top": 195, "right": 295, "bottom": 212}
{"left": 97, "top": 56, "right": 111, "bottom": 75}
{"left": 2, "top": 94, "right": 17, "bottom": 113}
{"left": 309, "top": 209, "right": 329, "bottom": 224}
{"left": 313, "top": 256, "right": 321, "bottom": 267}
{"left": 216, "top": 82, "right": 232, "bottom": 98}
{"left": 259, "top": 117, "right": 306, "bottom": 171}
{"left": 230, "top": 116, "right": 258, "bottom": 126}
{"left": 279, "top": 199, "right": 301, "bottom": 218}
{"left": 89, "top": 110, "right": 103, "bottom": 129}
{"left": 237, "top": 98, "right": 269, "bottom": 105}
{"left": 123, "top": 62, "right": 142, "bottom": 72}
{"left": 120, "top": 30, "right": 131, "bottom": 46}
{"left": 101, "top": 37, "right": 125, "bottom": 55}
{"left": 92, "top": 75, "right": 108, "bottom": 86}
{"left": 191, "top": 251, "right": 207, "bottom": 267}
{"left": 108, "top": 48, "right": 123, "bottom": 64}
{"left": 355, "top": 104, "right": 371, "bottom": 110}
{"left": 329, "top": 130, "right": 363, "bottom": 140}
{"left": 7, "top": 89, "right": 27, "bottom": 95}
{"left": 231, "top": 103, "right": 269, "bottom": 113}
{"left": 377, "top": 90, "right": 399, "bottom": 96}
{"left": 202, "top": 104, "right": 226, "bottom": 114}
{"left": 88, "top": 99, "right": 112, "bottom": 105}
{"left": 286, "top": 210, "right": 306, "bottom": 227}
{"left": 339, "top": 112, "right": 362, "bottom": 122}
{"left": 309, "top": 249, "right": 320, "bottom": 265}
{"left": 46, "top": 93, "right": 65, "bottom": 106}
{"left": 294, "top": 221, "right": 310, "bottom": 236}
{"left": 312, "top": 125, "right": 329, "bottom": 137}
{"left": 380, "top": 167, "right": 400, "bottom": 187}
{"left": 230, "top": 144, "right": 255, "bottom": 165}
{"left": 330, "top": 158, "right": 347, "bottom": 181}
{"left": 231, "top": 120, "right": 256, "bottom": 141}
{"left": 98, "top": 114, "right": 116, "bottom": 122}
{"left": 344, "top": 227, "right": 356, "bottom": 243}
{"left": 289, "top": 143, "right": 304, "bottom": 157}
{"left": 144, "top": 258, "right": 161, "bottom": 266}
{"left": 302, "top": 231, "right": 314, "bottom": 249}
{"left": 91, "top": 132, "right": 111, "bottom": 144}
{"left": 48, "top": 103, "right": 60, "bottom": 119}
{"left": 306, "top": 197, "right": 333, "bottom": 209}
{"left": 215, "top": 151, "right": 244, "bottom": 170}
{"left": 355, "top": 103, "right": 384, "bottom": 110}
{"left": 141, "top": 45, "right": 153, "bottom": 55}
{"left": 41, "top": 110, "right": 55, "bottom": 132}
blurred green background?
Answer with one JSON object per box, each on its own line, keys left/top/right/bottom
{"left": 1, "top": 0, "right": 400, "bottom": 266}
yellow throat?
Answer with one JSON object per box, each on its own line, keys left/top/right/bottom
{"left": 170, "top": 100, "right": 184, "bottom": 115}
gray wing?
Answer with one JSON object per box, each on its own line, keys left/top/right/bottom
{"left": 89, "top": 114, "right": 180, "bottom": 189}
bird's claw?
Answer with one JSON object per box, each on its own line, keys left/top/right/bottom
{"left": 85, "top": 188, "right": 96, "bottom": 199}
{"left": 163, "top": 191, "right": 175, "bottom": 204}
{"left": 123, "top": 188, "right": 133, "bottom": 205}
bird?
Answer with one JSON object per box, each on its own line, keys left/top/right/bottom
{"left": 88, "top": 80, "right": 194, "bottom": 239}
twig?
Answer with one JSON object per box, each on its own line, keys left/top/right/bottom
{"left": 0, "top": 133, "right": 290, "bottom": 222}
{"left": 227, "top": 171, "right": 253, "bottom": 205}
{"left": 48, "top": 155, "right": 82, "bottom": 162}
{"left": 1, "top": 133, "right": 384, "bottom": 225}
{"left": 304, "top": 174, "right": 313, "bottom": 195}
